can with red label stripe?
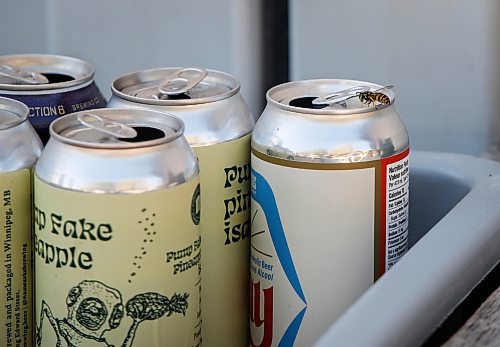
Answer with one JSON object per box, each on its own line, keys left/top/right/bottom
{"left": 250, "top": 79, "right": 410, "bottom": 346}
{"left": 0, "top": 54, "right": 106, "bottom": 144}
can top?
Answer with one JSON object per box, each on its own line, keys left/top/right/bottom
{"left": 0, "top": 97, "right": 29, "bottom": 130}
{"left": 267, "top": 79, "right": 395, "bottom": 115}
{"left": 112, "top": 67, "right": 240, "bottom": 106}
{"left": 50, "top": 108, "right": 184, "bottom": 149}
{"left": 0, "top": 54, "right": 95, "bottom": 91}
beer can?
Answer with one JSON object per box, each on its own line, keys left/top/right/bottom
{"left": 33, "top": 109, "right": 202, "bottom": 346}
{"left": 0, "top": 97, "right": 42, "bottom": 347}
{"left": 250, "top": 80, "right": 410, "bottom": 346}
{"left": 108, "top": 67, "right": 255, "bottom": 347}
{"left": 0, "top": 54, "right": 106, "bottom": 144}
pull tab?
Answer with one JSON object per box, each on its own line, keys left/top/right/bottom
{"left": 312, "top": 86, "right": 371, "bottom": 106}
{"left": 0, "top": 65, "right": 49, "bottom": 85}
{"left": 77, "top": 114, "right": 138, "bottom": 139}
{"left": 158, "top": 68, "right": 207, "bottom": 96}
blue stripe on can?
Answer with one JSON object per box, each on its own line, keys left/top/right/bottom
{"left": 251, "top": 168, "right": 306, "bottom": 304}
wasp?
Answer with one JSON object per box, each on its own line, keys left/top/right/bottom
{"left": 352, "top": 85, "right": 394, "bottom": 107}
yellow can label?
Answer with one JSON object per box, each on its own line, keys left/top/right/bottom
{"left": 33, "top": 176, "right": 201, "bottom": 347}
{"left": 0, "top": 169, "right": 32, "bottom": 347}
{"left": 193, "top": 133, "right": 251, "bottom": 347}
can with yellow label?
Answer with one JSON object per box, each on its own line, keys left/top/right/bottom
{"left": 0, "top": 97, "right": 42, "bottom": 347}
{"left": 34, "top": 108, "right": 201, "bottom": 347}
{"left": 109, "top": 68, "right": 255, "bottom": 347}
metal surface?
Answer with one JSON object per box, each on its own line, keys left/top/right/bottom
{"left": 158, "top": 68, "right": 208, "bottom": 96}
{"left": 0, "top": 96, "right": 42, "bottom": 171}
{"left": 112, "top": 68, "right": 236, "bottom": 104}
{"left": 76, "top": 113, "right": 138, "bottom": 139}
{"left": 0, "top": 64, "right": 49, "bottom": 85}
{"left": 0, "top": 96, "right": 28, "bottom": 129}
{"left": 0, "top": 54, "right": 94, "bottom": 91}
{"left": 311, "top": 85, "right": 372, "bottom": 106}
{"left": 35, "top": 108, "right": 197, "bottom": 193}
{"left": 109, "top": 67, "right": 254, "bottom": 146}
{"left": 0, "top": 54, "right": 106, "bottom": 145}
{"left": 314, "top": 151, "right": 500, "bottom": 347}
{"left": 252, "top": 79, "right": 408, "bottom": 163}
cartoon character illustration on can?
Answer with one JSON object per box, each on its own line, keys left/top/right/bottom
{"left": 36, "top": 280, "right": 189, "bottom": 347}
{"left": 34, "top": 109, "right": 201, "bottom": 347}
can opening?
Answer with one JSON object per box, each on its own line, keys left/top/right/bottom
{"left": 42, "top": 73, "right": 75, "bottom": 83}
{"left": 162, "top": 93, "right": 191, "bottom": 100}
{"left": 289, "top": 97, "right": 328, "bottom": 109}
{"left": 120, "top": 126, "right": 165, "bottom": 142}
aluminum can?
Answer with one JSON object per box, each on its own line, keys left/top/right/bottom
{"left": 0, "top": 54, "right": 106, "bottom": 144}
{"left": 250, "top": 80, "right": 410, "bottom": 346}
{"left": 108, "top": 67, "right": 255, "bottom": 347}
{"left": 33, "top": 108, "right": 201, "bottom": 347}
{"left": 0, "top": 97, "right": 42, "bottom": 347}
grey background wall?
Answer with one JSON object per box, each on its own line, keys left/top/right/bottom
{"left": 0, "top": 0, "right": 264, "bottom": 116}
{"left": 2, "top": 0, "right": 499, "bottom": 157}
{"left": 290, "top": 0, "right": 500, "bottom": 156}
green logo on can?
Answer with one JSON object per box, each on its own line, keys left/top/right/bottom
{"left": 191, "top": 184, "right": 201, "bottom": 225}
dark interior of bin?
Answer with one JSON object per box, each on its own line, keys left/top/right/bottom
{"left": 408, "top": 168, "right": 471, "bottom": 248}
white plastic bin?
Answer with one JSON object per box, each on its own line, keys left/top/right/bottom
{"left": 315, "top": 151, "right": 500, "bottom": 347}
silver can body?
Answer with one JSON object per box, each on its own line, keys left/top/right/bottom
{"left": 0, "top": 54, "right": 106, "bottom": 144}
{"left": 34, "top": 108, "right": 201, "bottom": 346}
{"left": 108, "top": 67, "right": 255, "bottom": 347}
{"left": 0, "top": 97, "right": 42, "bottom": 347}
{"left": 250, "top": 80, "right": 410, "bottom": 346}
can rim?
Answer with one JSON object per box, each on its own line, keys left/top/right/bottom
{"left": 0, "top": 97, "right": 29, "bottom": 130}
{"left": 111, "top": 67, "right": 240, "bottom": 106}
{"left": 49, "top": 108, "right": 185, "bottom": 149}
{"left": 0, "top": 54, "right": 95, "bottom": 91}
{"left": 266, "top": 79, "right": 395, "bottom": 115}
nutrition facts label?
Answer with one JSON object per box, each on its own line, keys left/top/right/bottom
{"left": 385, "top": 154, "right": 410, "bottom": 270}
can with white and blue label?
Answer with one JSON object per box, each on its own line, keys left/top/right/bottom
{"left": 0, "top": 54, "right": 106, "bottom": 144}
{"left": 250, "top": 79, "right": 410, "bottom": 346}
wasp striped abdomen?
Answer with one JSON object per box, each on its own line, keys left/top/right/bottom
{"left": 358, "top": 90, "right": 391, "bottom": 106}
